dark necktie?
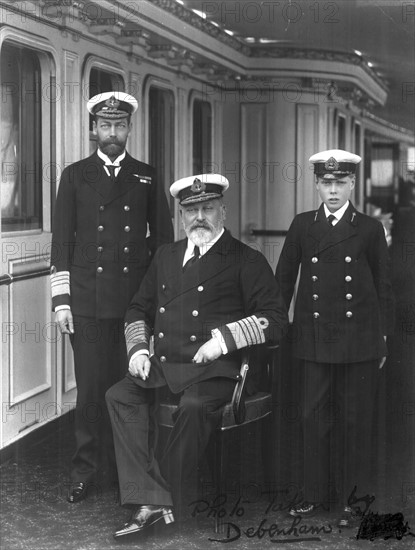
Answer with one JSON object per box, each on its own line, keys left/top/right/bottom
{"left": 327, "top": 214, "right": 336, "bottom": 227}
{"left": 106, "top": 165, "right": 116, "bottom": 183}
{"left": 183, "top": 246, "right": 200, "bottom": 272}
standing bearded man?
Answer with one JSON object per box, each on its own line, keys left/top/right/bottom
{"left": 51, "top": 91, "right": 173, "bottom": 503}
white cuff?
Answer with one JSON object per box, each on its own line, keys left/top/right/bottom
{"left": 55, "top": 305, "right": 71, "bottom": 312}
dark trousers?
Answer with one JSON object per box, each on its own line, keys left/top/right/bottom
{"left": 70, "top": 316, "right": 128, "bottom": 483}
{"left": 105, "top": 374, "right": 235, "bottom": 508}
{"left": 302, "top": 360, "right": 379, "bottom": 509}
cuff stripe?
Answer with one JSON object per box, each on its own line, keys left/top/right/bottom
{"left": 51, "top": 271, "right": 70, "bottom": 298}
{"left": 125, "top": 321, "right": 151, "bottom": 355}
{"left": 225, "top": 315, "right": 266, "bottom": 350}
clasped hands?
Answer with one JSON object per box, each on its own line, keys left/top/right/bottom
{"left": 128, "top": 337, "right": 223, "bottom": 380}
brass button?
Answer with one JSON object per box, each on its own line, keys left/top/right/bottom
{"left": 190, "top": 335, "right": 197, "bottom": 342}
{"left": 124, "top": 226, "right": 131, "bottom": 232}
{"left": 124, "top": 205, "right": 130, "bottom": 211}
{"left": 158, "top": 332, "right": 164, "bottom": 339}
{"left": 312, "top": 276, "right": 318, "bottom": 282}
{"left": 99, "top": 205, "right": 105, "bottom": 211}
{"left": 123, "top": 267, "right": 129, "bottom": 274}
{"left": 346, "top": 293, "right": 352, "bottom": 300}
{"left": 160, "top": 356, "right": 166, "bottom": 363}
{"left": 312, "top": 257, "right": 318, "bottom": 263}
{"left": 345, "top": 256, "right": 352, "bottom": 263}
{"left": 346, "top": 311, "right": 353, "bottom": 318}
{"left": 312, "top": 294, "right": 319, "bottom": 301}
{"left": 98, "top": 225, "right": 104, "bottom": 232}
{"left": 313, "top": 312, "right": 320, "bottom": 319}
{"left": 97, "top": 267, "right": 103, "bottom": 274}
{"left": 97, "top": 246, "right": 103, "bottom": 253}
{"left": 123, "top": 247, "right": 130, "bottom": 254}
{"left": 345, "top": 275, "right": 352, "bottom": 282}
{"left": 197, "top": 285, "right": 204, "bottom": 292}
{"left": 162, "top": 284, "right": 166, "bottom": 290}
{"left": 192, "top": 310, "right": 199, "bottom": 317}
{"left": 159, "top": 307, "right": 165, "bottom": 313}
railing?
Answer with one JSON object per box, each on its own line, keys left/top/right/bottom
{"left": 0, "top": 268, "right": 50, "bottom": 286}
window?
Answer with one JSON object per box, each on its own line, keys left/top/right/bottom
{"left": 337, "top": 114, "right": 346, "bottom": 150}
{"left": 192, "top": 99, "right": 212, "bottom": 174}
{"left": 149, "top": 87, "right": 175, "bottom": 210}
{"left": 353, "top": 121, "right": 362, "bottom": 203}
{"left": 1, "top": 44, "right": 43, "bottom": 231}
{"left": 88, "top": 68, "right": 124, "bottom": 154}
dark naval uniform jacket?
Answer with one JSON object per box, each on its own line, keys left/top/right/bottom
{"left": 275, "top": 203, "right": 394, "bottom": 364}
{"left": 125, "top": 229, "right": 288, "bottom": 393}
{"left": 51, "top": 151, "right": 174, "bottom": 318}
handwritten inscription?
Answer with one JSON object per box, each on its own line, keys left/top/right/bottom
{"left": 208, "top": 516, "right": 332, "bottom": 543}
{"left": 190, "top": 494, "right": 332, "bottom": 543}
{"left": 357, "top": 512, "right": 414, "bottom": 541}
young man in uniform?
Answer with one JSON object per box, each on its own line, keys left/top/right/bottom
{"left": 275, "top": 149, "right": 394, "bottom": 526}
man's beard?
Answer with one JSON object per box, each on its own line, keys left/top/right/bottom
{"left": 186, "top": 220, "right": 222, "bottom": 247}
{"left": 98, "top": 138, "right": 125, "bottom": 158}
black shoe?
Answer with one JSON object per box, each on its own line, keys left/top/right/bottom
{"left": 67, "top": 481, "right": 88, "bottom": 503}
{"left": 114, "top": 505, "right": 174, "bottom": 538}
{"left": 338, "top": 505, "right": 364, "bottom": 528}
{"left": 289, "top": 503, "right": 317, "bottom": 517}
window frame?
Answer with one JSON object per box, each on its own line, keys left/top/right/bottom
{"left": 191, "top": 96, "right": 213, "bottom": 175}
{"left": 0, "top": 37, "right": 56, "bottom": 235}
{"left": 82, "top": 57, "right": 126, "bottom": 157}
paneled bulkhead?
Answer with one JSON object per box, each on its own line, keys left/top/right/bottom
{"left": 0, "top": 0, "right": 413, "bottom": 449}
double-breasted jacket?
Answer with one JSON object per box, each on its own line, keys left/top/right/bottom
{"left": 51, "top": 151, "right": 174, "bottom": 318}
{"left": 275, "top": 203, "right": 394, "bottom": 364}
{"left": 125, "top": 230, "right": 289, "bottom": 393}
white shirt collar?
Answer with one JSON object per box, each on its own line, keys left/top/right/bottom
{"left": 323, "top": 200, "right": 350, "bottom": 222}
{"left": 97, "top": 148, "right": 126, "bottom": 167}
{"left": 183, "top": 228, "right": 225, "bottom": 265}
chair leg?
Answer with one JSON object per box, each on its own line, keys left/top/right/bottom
{"left": 214, "top": 431, "right": 225, "bottom": 533}
{"left": 261, "top": 414, "right": 275, "bottom": 495}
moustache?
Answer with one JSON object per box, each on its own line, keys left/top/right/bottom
{"left": 190, "top": 222, "right": 212, "bottom": 231}
{"left": 104, "top": 139, "right": 121, "bottom": 145}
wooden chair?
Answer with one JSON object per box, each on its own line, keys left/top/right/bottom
{"left": 157, "top": 347, "right": 276, "bottom": 532}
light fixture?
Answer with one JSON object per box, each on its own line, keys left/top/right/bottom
{"left": 192, "top": 9, "right": 206, "bottom": 19}
{"left": 259, "top": 38, "right": 279, "bottom": 44}
{"left": 354, "top": 49, "right": 362, "bottom": 56}
{"left": 224, "top": 29, "right": 234, "bottom": 36}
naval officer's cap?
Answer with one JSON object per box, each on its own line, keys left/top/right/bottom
{"left": 87, "top": 91, "right": 138, "bottom": 119}
{"left": 170, "top": 174, "right": 229, "bottom": 205}
{"left": 310, "top": 149, "right": 361, "bottom": 179}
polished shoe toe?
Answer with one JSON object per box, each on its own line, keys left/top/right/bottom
{"left": 114, "top": 505, "right": 174, "bottom": 538}
{"left": 289, "top": 503, "right": 317, "bottom": 517}
{"left": 338, "top": 505, "right": 363, "bottom": 528}
{"left": 67, "top": 482, "right": 87, "bottom": 503}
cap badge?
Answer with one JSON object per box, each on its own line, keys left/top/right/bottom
{"left": 325, "top": 157, "right": 339, "bottom": 171}
{"left": 105, "top": 96, "right": 120, "bottom": 110}
{"left": 191, "top": 178, "right": 206, "bottom": 194}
